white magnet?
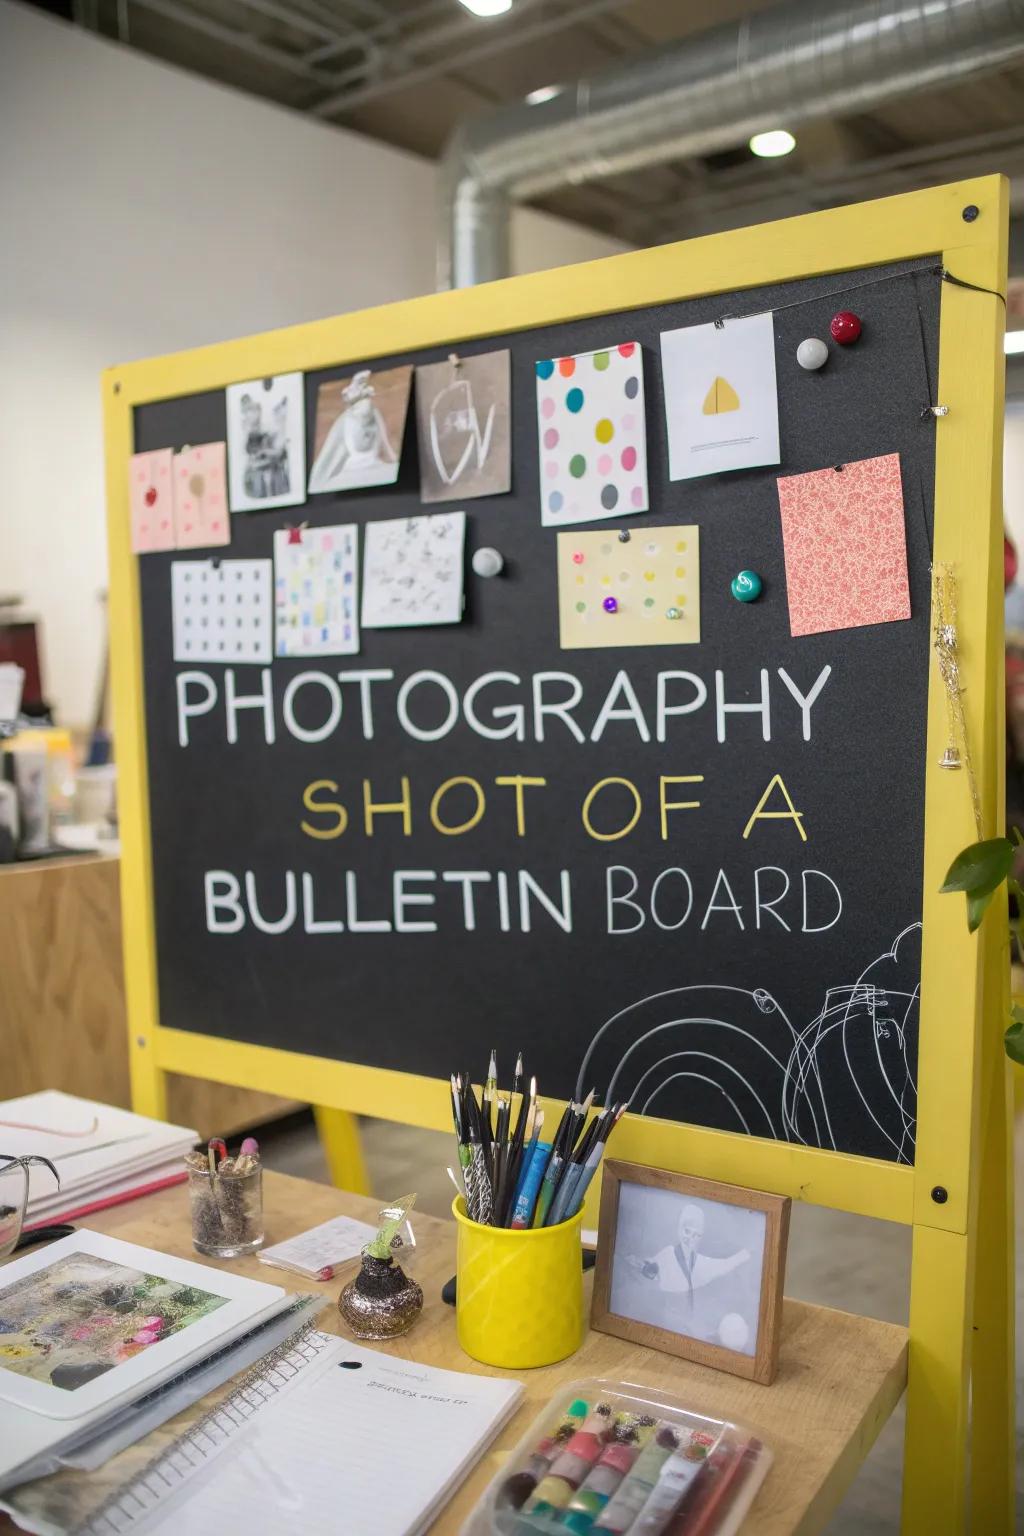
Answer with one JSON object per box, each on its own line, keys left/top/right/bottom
{"left": 472, "top": 546, "right": 504, "bottom": 578}
{"left": 797, "top": 337, "right": 828, "bottom": 370}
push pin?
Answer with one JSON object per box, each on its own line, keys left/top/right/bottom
{"left": 617, "top": 529, "right": 631, "bottom": 543}
{"left": 731, "top": 570, "right": 762, "bottom": 603}
{"left": 829, "top": 311, "right": 862, "bottom": 345}
{"left": 602, "top": 596, "right": 619, "bottom": 614}
{"left": 922, "top": 404, "right": 950, "bottom": 419}
{"left": 285, "top": 521, "right": 308, "bottom": 545}
{"left": 571, "top": 551, "right": 584, "bottom": 565}
{"left": 665, "top": 606, "right": 682, "bottom": 620}
{"left": 796, "top": 338, "right": 828, "bottom": 371}
{"left": 144, "top": 487, "right": 158, "bottom": 507}
{"left": 471, "top": 547, "right": 503, "bottom": 578}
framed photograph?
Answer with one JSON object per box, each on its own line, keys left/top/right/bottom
{"left": 592, "top": 1161, "right": 790, "bottom": 1384}
{"left": 226, "top": 371, "right": 306, "bottom": 512}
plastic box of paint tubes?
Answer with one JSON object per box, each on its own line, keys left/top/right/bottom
{"left": 461, "top": 1379, "right": 771, "bottom": 1536}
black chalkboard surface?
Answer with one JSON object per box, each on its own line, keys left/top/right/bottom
{"left": 134, "top": 258, "right": 939, "bottom": 1165}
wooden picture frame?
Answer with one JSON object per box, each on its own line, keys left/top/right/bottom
{"left": 591, "top": 1160, "right": 791, "bottom": 1385}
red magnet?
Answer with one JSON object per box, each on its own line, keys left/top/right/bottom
{"left": 830, "top": 310, "right": 862, "bottom": 345}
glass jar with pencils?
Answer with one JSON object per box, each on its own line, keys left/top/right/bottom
{"left": 449, "top": 1054, "right": 624, "bottom": 1369}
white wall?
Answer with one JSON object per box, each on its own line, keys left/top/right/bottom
{"left": 0, "top": 0, "right": 625, "bottom": 727}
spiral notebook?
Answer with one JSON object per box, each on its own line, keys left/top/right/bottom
{"left": 75, "top": 1330, "right": 523, "bottom": 1536}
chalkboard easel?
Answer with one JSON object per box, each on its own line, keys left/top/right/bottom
{"left": 105, "top": 176, "right": 1012, "bottom": 1531}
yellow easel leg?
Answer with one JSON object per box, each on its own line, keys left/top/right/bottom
{"left": 129, "top": 1034, "right": 167, "bottom": 1121}
{"left": 902, "top": 1224, "right": 974, "bottom": 1534}
{"left": 313, "top": 1106, "right": 369, "bottom": 1195}
{"left": 968, "top": 1047, "right": 1016, "bottom": 1530}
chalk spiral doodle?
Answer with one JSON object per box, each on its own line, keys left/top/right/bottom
{"left": 575, "top": 923, "right": 920, "bottom": 1163}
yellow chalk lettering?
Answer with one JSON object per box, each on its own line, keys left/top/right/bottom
{"left": 659, "top": 775, "right": 703, "bottom": 840}
{"left": 363, "top": 776, "right": 412, "bottom": 836}
{"left": 429, "top": 776, "right": 485, "bottom": 836}
{"left": 742, "top": 773, "right": 807, "bottom": 842}
{"left": 581, "top": 777, "right": 642, "bottom": 842}
{"left": 494, "top": 775, "right": 547, "bottom": 836}
{"left": 300, "top": 779, "right": 347, "bottom": 840}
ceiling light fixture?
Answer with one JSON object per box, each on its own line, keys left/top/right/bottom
{"left": 458, "top": 0, "right": 513, "bottom": 16}
{"left": 1005, "top": 331, "right": 1024, "bottom": 356}
{"left": 526, "top": 84, "right": 561, "bottom": 105}
{"left": 748, "top": 129, "right": 796, "bottom": 158}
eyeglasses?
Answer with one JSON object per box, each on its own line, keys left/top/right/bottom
{"left": 0, "top": 1155, "right": 59, "bottom": 1261}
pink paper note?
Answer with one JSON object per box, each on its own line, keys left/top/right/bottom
{"left": 776, "top": 452, "right": 911, "bottom": 638}
{"left": 129, "top": 449, "right": 175, "bottom": 554}
{"left": 173, "top": 442, "right": 230, "bottom": 550}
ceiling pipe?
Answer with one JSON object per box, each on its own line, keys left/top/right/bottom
{"left": 438, "top": 0, "right": 1024, "bottom": 289}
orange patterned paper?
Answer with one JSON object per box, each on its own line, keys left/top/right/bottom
{"left": 776, "top": 453, "right": 910, "bottom": 638}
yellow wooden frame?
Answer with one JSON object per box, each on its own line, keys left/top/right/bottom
{"left": 105, "top": 176, "right": 1012, "bottom": 1532}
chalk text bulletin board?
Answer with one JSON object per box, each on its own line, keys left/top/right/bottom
{"left": 132, "top": 258, "right": 941, "bottom": 1167}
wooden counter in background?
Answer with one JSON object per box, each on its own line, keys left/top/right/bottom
{"left": 0, "top": 853, "right": 298, "bottom": 1135}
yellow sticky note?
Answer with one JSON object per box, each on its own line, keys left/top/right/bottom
{"left": 557, "top": 526, "right": 700, "bottom": 649}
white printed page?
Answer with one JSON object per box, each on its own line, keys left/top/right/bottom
{"left": 139, "top": 1339, "right": 521, "bottom": 1536}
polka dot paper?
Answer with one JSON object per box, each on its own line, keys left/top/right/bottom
{"left": 173, "top": 443, "right": 230, "bottom": 551}
{"left": 171, "top": 559, "right": 272, "bottom": 664}
{"left": 129, "top": 449, "right": 175, "bottom": 554}
{"left": 556, "top": 525, "right": 700, "bottom": 649}
{"left": 536, "top": 343, "right": 649, "bottom": 526}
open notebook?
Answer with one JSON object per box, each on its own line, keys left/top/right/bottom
{"left": 79, "top": 1333, "right": 523, "bottom": 1536}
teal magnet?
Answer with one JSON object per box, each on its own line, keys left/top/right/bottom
{"left": 731, "top": 570, "right": 762, "bottom": 602}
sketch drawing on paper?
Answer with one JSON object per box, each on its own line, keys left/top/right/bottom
{"left": 308, "top": 366, "right": 412, "bottom": 495}
{"left": 576, "top": 924, "right": 921, "bottom": 1163}
{"left": 361, "top": 511, "right": 466, "bottom": 629}
{"left": 415, "top": 350, "right": 511, "bottom": 503}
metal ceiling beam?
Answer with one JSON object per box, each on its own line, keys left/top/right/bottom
{"left": 439, "top": 0, "right": 1024, "bottom": 288}
{"left": 310, "top": 0, "right": 630, "bottom": 118}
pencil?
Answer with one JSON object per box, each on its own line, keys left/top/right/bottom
{"left": 501, "top": 1074, "right": 534, "bottom": 1225}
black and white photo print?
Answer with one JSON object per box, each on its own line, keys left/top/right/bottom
{"left": 226, "top": 372, "right": 306, "bottom": 513}
{"left": 592, "top": 1162, "right": 790, "bottom": 1383}
{"left": 611, "top": 1182, "right": 764, "bottom": 1355}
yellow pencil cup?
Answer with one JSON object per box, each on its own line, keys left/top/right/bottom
{"left": 453, "top": 1196, "right": 584, "bottom": 1369}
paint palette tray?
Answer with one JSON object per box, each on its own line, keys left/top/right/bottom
{"left": 461, "top": 1377, "right": 771, "bottom": 1535}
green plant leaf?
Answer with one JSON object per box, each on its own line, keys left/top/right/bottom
{"left": 1005, "top": 1018, "right": 1024, "bottom": 1066}
{"left": 966, "top": 887, "right": 999, "bottom": 932}
{"left": 940, "top": 838, "right": 1014, "bottom": 896}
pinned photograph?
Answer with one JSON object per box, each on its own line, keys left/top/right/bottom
{"left": 660, "top": 312, "right": 780, "bottom": 480}
{"left": 592, "top": 1161, "right": 790, "bottom": 1384}
{"left": 308, "top": 365, "right": 413, "bottom": 495}
{"left": 415, "top": 350, "right": 511, "bottom": 503}
{"left": 361, "top": 511, "right": 465, "bottom": 628}
{"left": 226, "top": 372, "right": 306, "bottom": 513}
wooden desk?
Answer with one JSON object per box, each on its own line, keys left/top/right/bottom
{"left": 66, "top": 1171, "right": 909, "bottom": 1536}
